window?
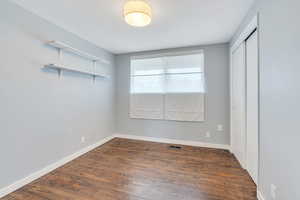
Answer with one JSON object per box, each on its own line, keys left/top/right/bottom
{"left": 130, "top": 51, "right": 206, "bottom": 122}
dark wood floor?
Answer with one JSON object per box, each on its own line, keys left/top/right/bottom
{"left": 2, "top": 138, "right": 257, "bottom": 200}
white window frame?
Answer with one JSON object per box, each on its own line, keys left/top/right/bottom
{"left": 130, "top": 49, "right": 206, "bottom": 93}
{"left": 129, "top": 49, "right": 207, "bottom": 122}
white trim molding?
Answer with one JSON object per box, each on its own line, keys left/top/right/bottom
{"left": 131, "top": 49, "right": 204, "bottom": 60}
{"left": 231, "top": 14, "right": 258, "bottom": 53}
{"left": 0, "top": 135, "right": 114, "bottom": 198}
{"left": 257, "top": 190, "right": 265, "bottom": 200}
{"left": 114, "top": 134, "right": 231, "bottom": 151}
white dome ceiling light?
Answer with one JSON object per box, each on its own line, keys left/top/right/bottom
{"left": 123, "top": 0, "right": 152, "bottom": 27}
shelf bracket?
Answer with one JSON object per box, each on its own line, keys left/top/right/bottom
{"left": 58, "top": 49, "right": 63, "bottom": 79}
{"left": 92, "top": 61, "right": 97, "bottom": 83}
{"left": 58, "top": 48, "right": 63, "bottom": 61}
{"left": 58, "top": 69, "right": 62, "bottom": 79}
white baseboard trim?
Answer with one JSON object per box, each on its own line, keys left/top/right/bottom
{"left": 114, "top": 134, "right": 231, "bottom": 151}
{"left": 0, "top": 135, "right": 114, "bottom": 198}
{"left": 257, "top": 190, "right": 265, "bottom": 200}
{"left": 0, "top": 134, "right": 231, "bottom": 198}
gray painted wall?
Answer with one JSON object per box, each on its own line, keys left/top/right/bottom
{"left": 115, "top": 44, "right": 230, "bottom": 145}
{"left": 0, "top": 1, "right": 115, "bottom": 189}
{"left": 231, "top": 0, "right": 300, "bottom": 199}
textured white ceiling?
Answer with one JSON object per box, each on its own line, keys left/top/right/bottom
{"left": 11, "top": 0, "right": 254, "bottom": 54}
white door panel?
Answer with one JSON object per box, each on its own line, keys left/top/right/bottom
{"left": 246, "top": 30, "right": 259, "bottom": 184}
{"left": 231, "top": 43, "right": 246, "bottom": 168}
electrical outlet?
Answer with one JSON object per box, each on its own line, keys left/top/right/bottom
{"left": 271, "top": 184, "right": 277, "bottom": 199}
{"left": 81, "top": 136, "right": 86, "bottom": 143}
{"left": 205, "top": 131, "right": 211, "bottom": 138}
{"left": 217, "top": 124, "right": 223, "bottom": 131}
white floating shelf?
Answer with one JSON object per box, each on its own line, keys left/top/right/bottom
{"left": 45, "top": 64, "right": 108, "bottom": 78}
{"left": 47, "top": 41, "right": 110, "bottom": 64}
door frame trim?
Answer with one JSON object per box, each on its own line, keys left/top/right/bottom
{"left": 231, "top": 15, "right": 258, "bottom": 53}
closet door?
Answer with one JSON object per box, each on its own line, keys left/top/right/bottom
{"left": 231, "top": 43, "right": 246, "bottom": 168}
{"left": 246, "top": 30, "right": 259, "bottom": 183}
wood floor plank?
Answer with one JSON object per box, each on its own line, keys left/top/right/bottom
{"left": 1, "top": 138, "right": 257, "bottom": 200}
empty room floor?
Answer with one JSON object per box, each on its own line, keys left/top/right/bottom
{"left": 1, "top": 138, "right": 256, "bottom": 200}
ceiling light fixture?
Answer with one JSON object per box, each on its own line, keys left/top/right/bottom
{"left": 123, "top": 0, "right": 152, "bottom": 27}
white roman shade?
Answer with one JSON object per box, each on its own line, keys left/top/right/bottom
{"left": 130, "top": 93, "right": 164, "bottom": 119}
{"left": 130, "top": 51, "right": 206, "bottom": 122}
{"left": 165, "top": 93, "right": 205, "bottom": 122}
